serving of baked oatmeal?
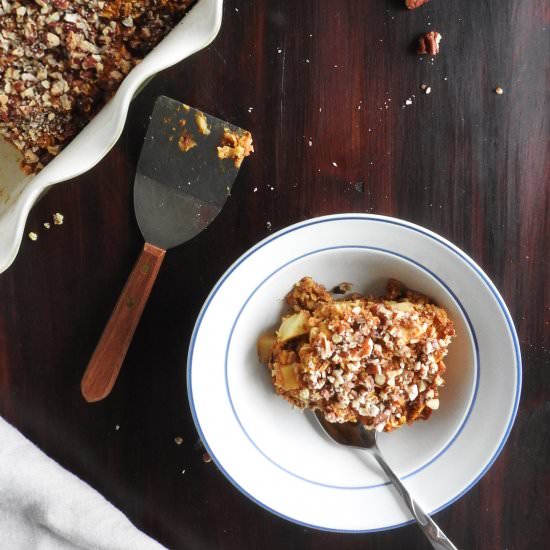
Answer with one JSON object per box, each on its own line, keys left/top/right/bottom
{"left": 258, "top": 277, "right": 455, "bottom": 432}
{"left": 0, "top": 0, "right": 195, "bottom": 174}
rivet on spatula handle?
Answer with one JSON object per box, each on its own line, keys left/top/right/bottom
{"left": 81, "top": 242, "right": 166, "bottom": 402}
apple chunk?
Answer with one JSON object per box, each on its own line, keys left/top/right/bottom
{"left": 276, "top": 310, "right": 310, "bottom": 342}
{"left": 275, "top": 364, "right": 301, "bottom": 390}
{"left": 257, "top": 333, "right": 277, "bottom": 363}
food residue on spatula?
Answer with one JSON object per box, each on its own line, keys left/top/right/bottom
{"left": 195, "top": 112, "right": 211, "bottom": 135}
{"left": 217, "top": 128, "right": 254, "bottom": 168}
{"left": 178, "top": 131, "right": 197, "bottom": 152}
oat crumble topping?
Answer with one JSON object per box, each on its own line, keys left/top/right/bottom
{"left": 259, "top": 277, "right": 455, "bottom": 432}
{"left": 0, "top": 0, "right": 195, "bottom": 174}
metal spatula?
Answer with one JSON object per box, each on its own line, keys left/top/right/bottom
{"left": 81, "top": 96, "right": 251, "bottom": 402}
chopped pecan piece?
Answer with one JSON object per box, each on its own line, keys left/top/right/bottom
{"left": 417, "top": 31, "right": 442, "bottom": 55}
{"left": 406, "top": 0, "right": 431, "bottom": 9}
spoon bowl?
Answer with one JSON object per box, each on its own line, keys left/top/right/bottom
{"left": 313, "top": 411, "right": 458, "bottom": 550}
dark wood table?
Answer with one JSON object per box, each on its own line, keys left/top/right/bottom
{"left": 1, "top": 1, "right": 548, "bottom": 548}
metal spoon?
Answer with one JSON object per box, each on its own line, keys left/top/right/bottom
{"left": 313, "top": 411, "right": 458, "bottom": 550}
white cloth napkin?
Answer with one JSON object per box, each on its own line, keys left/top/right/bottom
{"left": 0, "top": 416, "right": 166, "bottom": 550}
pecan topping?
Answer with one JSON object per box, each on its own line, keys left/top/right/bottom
{"left": 263, "top": 277, "right": 456, "bottom": 432}
{"left": 0, "top": 1, "right": 195, "bottom": 175}
{"left": 417, "top": 31, "right": 443, "bottom": 55}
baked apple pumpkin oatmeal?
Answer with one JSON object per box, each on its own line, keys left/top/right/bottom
{"left": 0, "top": 0, "right": 195, "bottom": 174}
{"left": 257, "top": 277, "right": 455, "bottom": 432}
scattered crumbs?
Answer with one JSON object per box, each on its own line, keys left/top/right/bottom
{"left": 234, "top": 7, "right": 238, "bottom": 11}
{"left": 308, "top": 139, "right": 313, "bottom": 147}
{"left": 319, "top": 107, "right": 322, "bottom": 112}
{"left": 115, "top": 424, "right": 120, "bottom": 431}
{"left": 495, "top": 87, "right": 504, "bottom": 95}
{"left": 425, "top": 87, "right": 432, "bottom": 95}
{"left": 247, "top": 107, "right": 254, "bottom": 113}
{"left": 368, "top": 128, "right": 373, "bottom": 132}
{"left": 269, "top": 186, "right": 275, "bottom": 191}
{"left": 174, "top": 436, "right": 184, "bottom": 445}
{"left": 309, "top": 33, "right": 313, "bottom": 38}
{"left": 332, "top": 161, "right": 338, "bottom": 167}
{"left": 305, "top": 58, "right": 310, "bottom": 63}
{"left": 404, "top": 97, "right": 413, "bottom": 107}
{"left": 53, "top": 212, "right": 64, "bottom": 225}
{"left": 266, "top": 221, "right": 272, "bottom": 231}
{"left": 202, "top": 452, "right": 212, "bottom": 463}
{"left": 357, "top": 104, "right": 361, "bottom": 110}
{"left": 43, "top": 222, "right": 51, "bottom": 229}
{"left": 277, "top": 47, "right": 283, "bottom": 54}
{"left": 333, "top": 64, "right": 338, "bottom": 68}
{"left": 181, "top": 469, "right": 186, "bottom": 475}
{"left": 443, "top": 76, "right": 448, "bottom": 81}
{"left": 253, "top": 186, "right": 258, "bottom": 192}
{"left": 354, "top": 181, "right": 364, "bottom": 193}
{"left": 28, "top": 231, "right": 38, "bottom": 241}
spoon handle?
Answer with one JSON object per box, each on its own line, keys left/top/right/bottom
{"left": 371, "top": 451, "right": 458, "bottom": 550}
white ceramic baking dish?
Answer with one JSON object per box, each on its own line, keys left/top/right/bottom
{"left": 0, "top": 0, "right": 223, "bottom": 273}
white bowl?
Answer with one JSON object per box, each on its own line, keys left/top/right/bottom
{"left": 0, "top": 0, "right": 223, "bottom": 273}
{"left": 188, "top": 214, "right": 521, "bottom": 532}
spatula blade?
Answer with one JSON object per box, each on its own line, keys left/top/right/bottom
{"left": 134, "top": 96, "right": 249, "bottom": 250}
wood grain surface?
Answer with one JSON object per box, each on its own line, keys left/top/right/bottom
{"left": 1, "top": 1, "right": 549, "bottom": 549}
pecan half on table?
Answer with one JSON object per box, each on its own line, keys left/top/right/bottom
{"left": 406, "top": 0, "right": 431, "bottom": 9}
{"left": 417, "top": 31, "right": 443, "bottom": 55}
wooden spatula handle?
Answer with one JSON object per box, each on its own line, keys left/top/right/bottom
{"left": 81, "top": 242, "right": 166, "bottom": 402}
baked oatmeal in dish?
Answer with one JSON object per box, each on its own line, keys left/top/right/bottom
{"left": 257, "top": 277, "right": 455, "bottom": 432}
{"left": 0, "top": 0, "right": 195, "bottom": 174}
